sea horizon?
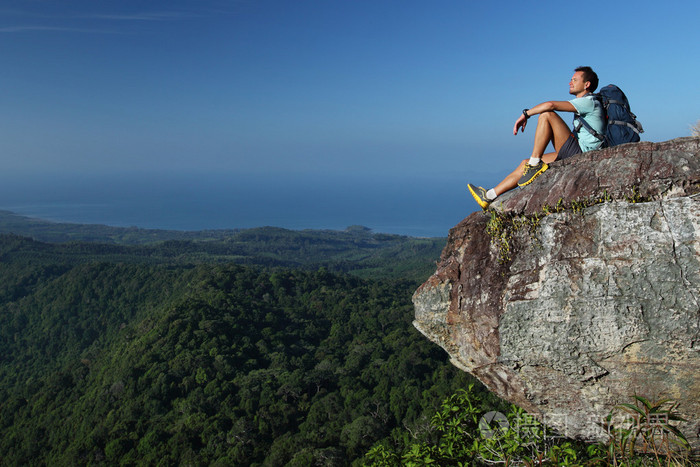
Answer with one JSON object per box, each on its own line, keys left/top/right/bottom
{"left": 0, "top": 171, "right": 499, "bottom": 238}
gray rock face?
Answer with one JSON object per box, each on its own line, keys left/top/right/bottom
{"left": 413, "top": 137, "right": 700, "bottom": 451}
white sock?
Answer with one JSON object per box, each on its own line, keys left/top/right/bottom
{"left": 486, "top": 189, "right": 497, "bottom": 200}
{"left": 528, "top": 157, "right": 541, "bottom": 166}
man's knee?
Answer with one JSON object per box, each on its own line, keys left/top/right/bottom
{"left": 537, "top": 111, "right": 555, "bottom": 123}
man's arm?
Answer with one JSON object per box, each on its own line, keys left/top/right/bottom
{"left": 514, "top": 100, "right": 577, "bottom": 135}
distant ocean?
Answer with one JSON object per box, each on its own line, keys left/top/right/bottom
{"left": 0, "top": 172, "right": 494, "bottom": 238}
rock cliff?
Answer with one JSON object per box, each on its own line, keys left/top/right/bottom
{"left": 413, "top": 137, "right": 700, "bottom": 452}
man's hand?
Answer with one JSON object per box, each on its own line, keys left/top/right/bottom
{"left": 513, "top": 101, "right": 576, "bottom": 135}
{"left": 514, "top": 114, "right": 528, "bottom": 135}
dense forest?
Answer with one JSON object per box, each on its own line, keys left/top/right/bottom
{"left": 0, "top": 218, "right": 486, "bottom": 465}
{"left": 1, "top": 215, "right": 693, "bottom": 466}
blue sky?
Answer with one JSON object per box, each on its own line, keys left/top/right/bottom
{"left": 0, "top": 0, "right": 698, "bottom": 227}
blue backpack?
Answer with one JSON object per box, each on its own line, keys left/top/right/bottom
{"left": 574, "top": 84, "right": 644, "bottom": 148}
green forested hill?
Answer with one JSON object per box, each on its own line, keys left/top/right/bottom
{"left": 0, "top": 211, "right": 445, "bottom": 281}
{"left": 0, "top": 229, "right": 482, "bottom": 465}
{"left": 0, "top": 209, "right": 232, "bottom": 244}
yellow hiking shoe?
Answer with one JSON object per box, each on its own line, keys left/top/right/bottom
{"left": 517, "top": 161, "right": 548, "bottom": 187}
{"left": 468, "top": 184, "right": 491, "bottom": 209}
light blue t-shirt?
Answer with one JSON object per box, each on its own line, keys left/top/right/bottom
{"left": 570, "top": 95, "right": 604, "bottom": 152}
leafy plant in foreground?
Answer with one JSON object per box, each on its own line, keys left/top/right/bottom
{"left": 605, "top": 395, "right": 691, "bottom": 466}
{"left": 363, "top": 390, "right": 695, "bottom": 466}
{"left": 362, "top": 384, "right": 589, "bottom": 466}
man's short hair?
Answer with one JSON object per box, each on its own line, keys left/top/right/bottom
{"left": 575, "top": 66, "right": 599, "bottom": 92}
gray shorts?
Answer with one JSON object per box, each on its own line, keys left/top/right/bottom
{"left": 556, "top": 133, "right": 583, "bottom": 160}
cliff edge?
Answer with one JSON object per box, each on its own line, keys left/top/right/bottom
{"left": 413, "top": 137, "right": 700, "bottom": 451}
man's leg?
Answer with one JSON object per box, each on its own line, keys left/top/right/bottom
{"left": 517, "top": 111, "right": 574, "bottom": 187}
{"left": 529, "top": 111, "right": 575, "bottom": 161}
{"left": 469, "top": 112, "right": 573, "bottom": 207}
{"left": 492, "top": 152, "right": 559, "bottom": 196}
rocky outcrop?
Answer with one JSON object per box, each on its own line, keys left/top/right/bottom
{"left": 413, "top": 137, "right": 700, "bottom": 451}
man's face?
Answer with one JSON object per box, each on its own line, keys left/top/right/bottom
{"left": 569, "top": 71, "right": 589, "bottom": 96}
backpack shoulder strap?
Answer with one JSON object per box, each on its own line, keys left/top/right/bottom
{"left": 572, "top": 93, "right": 606, "bottom": 142}
{"left": 573, "top": 113, "right": 605, "bottom": 142}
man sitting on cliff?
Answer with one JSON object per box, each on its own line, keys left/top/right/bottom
{"left": 468, "top": 66, "right": 604, "bottom": 209}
